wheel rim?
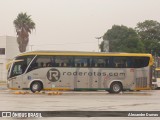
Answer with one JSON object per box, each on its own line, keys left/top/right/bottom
{"left": 32, "top": 84, "right": 39, "bottom": 91}
{"left": 113, "top": 84, "right": 120, "bottom": 92}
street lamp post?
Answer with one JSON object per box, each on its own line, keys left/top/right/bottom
{"left": 95, "top": 36, "right": 102, "bottom": 52}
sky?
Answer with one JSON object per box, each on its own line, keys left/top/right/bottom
{"left": 0, "top": 0, "right": 160, "bottom": 52}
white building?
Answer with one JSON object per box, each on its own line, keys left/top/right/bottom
{"left": 0, "top": 36, "right": 20, "bottom": 81}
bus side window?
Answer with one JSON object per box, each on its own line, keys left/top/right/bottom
{"left": 98, "top": 63, "right": 101, "bottom": 67}
{"left": 27, "top": 56, "right": 52, "bottom": 72}
{"left": 94, "top": 64, "right": 97, "bottom": 67}
{"left": 77, "top": 63, "right": 80, "bottom": 67}
{"left": 27, "top": 62, "right": 38, "bottom": 72}
{"left": 66, "top": 63, "right": 70, "bottom": 67}
{"left": 81, "top": 63, "right": 84, "bottom": 67}
{"left": 46, "top": 62, "right": 52, "bottom": 67}
{"left": 32, "top": 62, "right": 38, "bottom": 69}
{"left": 55, "top": 63, "right": 59, "bottom": 67}
{"left": 54, "top": 56, "right": 72, "bottom": 67}
{"left": 105, "top": 59, "right": 110, "bottom": 67}
{"left": 61, "top": 63, "right": 64, "bottom": 67}
{"left": 113, "top": 57, "right": 128, "bottom": 68}
{"left": 93, "top": 57, "right": 106, "bottom": 68}
{"left": 40, "top": 62, "right": 44, "bottom": 67}
{"left": 52, "top": 63, "right": 56, "bottom": 67}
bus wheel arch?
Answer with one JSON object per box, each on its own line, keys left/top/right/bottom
{"left": 108, "top": 81, "right": 123, "bottom": 94}
{"left": 30, "top": 80, "right": 43, "bottom": 93}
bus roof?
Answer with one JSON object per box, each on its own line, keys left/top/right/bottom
{"left": 17, "top": 50, "right": 153, "bottom": 57}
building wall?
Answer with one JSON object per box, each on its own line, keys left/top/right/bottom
{"left": 6, "top": 36, "right": 20, "bottom": 59}
{"left": 0, "top": 36, "right": 6, "bottom": 81}
{"left": 0, "top": 36, "right": 20, "bottom": 81}
{"left": 0, "top": 36, "right": 6, "bottom": 48}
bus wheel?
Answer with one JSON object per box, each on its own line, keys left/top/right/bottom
{"left": 30, "top": 82, "right": 43, "bottom": 93}
{"left": 109, "top": 82, "right": 122, "bottom": 94}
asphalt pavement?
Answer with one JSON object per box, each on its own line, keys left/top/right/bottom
{"left": 0, "top": 84, "right": 160, "bottom": 120}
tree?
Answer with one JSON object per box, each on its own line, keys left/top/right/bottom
{"left": 135, "top": 20, "right": 160, "bottom": 55}
{"left": 13, "top": 12, "right": 35, "bottom": 52}
{"left": 101, "top": 25, "right": 144, "bottom": 52}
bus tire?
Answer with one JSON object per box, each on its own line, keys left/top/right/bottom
{"left": 30, "top": 81, "right": 43, "bottom": 93}
{"left": 108, "top": 82, "right": 122, "bottom": 94}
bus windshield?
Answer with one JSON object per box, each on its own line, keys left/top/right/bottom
{"left": 9, "top": 55, "right": 35, "bottom": 78}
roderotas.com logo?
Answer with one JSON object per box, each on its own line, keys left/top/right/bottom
{"left": 47, "top": 69, "right": 61, "bottom": 82}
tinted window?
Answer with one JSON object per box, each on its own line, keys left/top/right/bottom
{"left": 92, "top": 57, "right": 110, "bottom": 68}
{"left": 111, "top": 56, "right": 150, "bottom": 68}
{"left": 0, "top": 48, "right": 5, "bottom": 55}
{"left": 130, "top": 57, "right": 150, "bottom": 68}
{"left": 112, "top": 57, "right": 128, "bottom": 68}
{"left": 74, "top": 57, "right": 90, "bottom": 67}
{"left": 27, "top": 56, "right": 52, "bottom": 72}
{"left": 53, "top": 56, "right": 72, "bottom": 67}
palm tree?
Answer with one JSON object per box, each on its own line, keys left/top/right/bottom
{"left": 13, "top": 12, "right": 35, "bottom": 52}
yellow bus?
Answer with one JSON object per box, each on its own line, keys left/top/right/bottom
{"left": 7, "top": 51, "right": 153, "bottom": 93}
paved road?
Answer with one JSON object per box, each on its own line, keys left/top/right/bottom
{"left": 0, "top": 84, "right": 160, "bottom": 120}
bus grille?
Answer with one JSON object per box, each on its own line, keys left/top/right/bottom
{"left": 135, "top": 77, "right": 147, "bottom": 88}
